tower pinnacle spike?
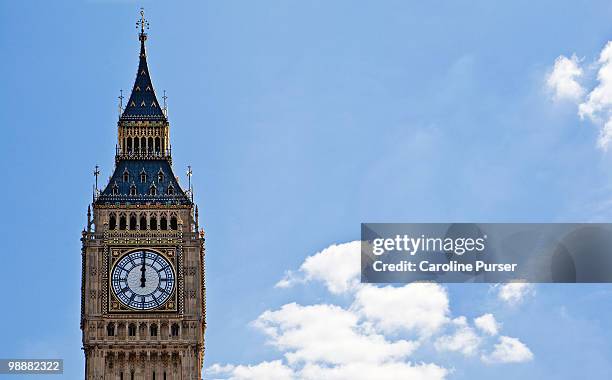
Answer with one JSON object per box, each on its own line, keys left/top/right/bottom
{"left": 136, "top": 8, "right": 149, "bottom": 42}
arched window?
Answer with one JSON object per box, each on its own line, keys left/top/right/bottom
{"left": 119, "top": 215, "right": 127, "bottom": 230}
{"left": 170, "top": 216, "right": 178, "bottom": 230}
{"left": 127, "top": 137, "right": 132, "bottom": 153}
{"left": 155, "top": 137, "right": 161, "bottom": 153}
{"left": 130, "top": 184, "right": 137, "bottom": 196}
{"left": 117, "top": 323, "right": 125, "bottom": 337}
{"left": 141, "top": 137, "right": 146, "bottom": 153}
{"left": 129, "top": 214, "right": 137, "bottom": 230}
{"left": 167, "top": 185, "right": 174, "bottom": 195}
{"left": 131, "top": 371, "right": 134, "bottom": 380}
{"left": 112, "top": 183, "right": 119, "bottom": 195}
{"left": 148, "top": 137, "right": 154, "bottom": 153}
{"left": 109, "top": 214, "right": 117, "bottom": 230}
{"left": 149, "top": 185, "right": 157, "bottom": 196}
{"left": 150, "top": 216, "right": 157, "bottom": 230}
{"left": 158, "top": 170, "right": 164, "bottom": 183}
{"left": 134, "top": 137, "right": 140, "bottom": 153}
{"left": 128, "top": 323, "right": 136, "bottom": 337}
{"left": 123, "top": 170, "right": 129, "bottom": 182}
{"left": 150, "top": 324, "right": 158, "bottom": 337}
{"left": 140, "top": 170, "right": 147, "bottom": 183}
{"left": 160, "top": 216, "right": 168, "bottom": 230}
{"left": 107, "top": 323, "right": 115, "bottom": 336}
{"left": 140, "top": 215, "right": 147, "bottom": 230}
{"left": 171, "top": 323, "right": 179, "bottom": 337}
{"left": 120, "top": 372, "right": 123, "bottom": 380}
{"left": 153, "top": 372, "right": 156, "bottom": 380}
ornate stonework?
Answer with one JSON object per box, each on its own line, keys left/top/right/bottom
{"left": 81, "top": 10, "right": 205, "bottom": 380}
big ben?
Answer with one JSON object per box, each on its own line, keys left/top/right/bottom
{"left": 80, "top": 10, "right": 206, "bottom": 380}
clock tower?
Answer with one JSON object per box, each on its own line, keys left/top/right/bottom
{"left": 81, "top": 10, "right": 206, "bottom": 380}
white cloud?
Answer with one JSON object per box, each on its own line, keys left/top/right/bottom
{"left": 497, "top": 283, "right": 535, "bottom": 305}
{"left": 275, "top": 241, "right": 361, "bottom": 294}
{"left": 207, "top": 361, "right": 449, "bottom": 380}
{"left": 545, "top": 42, "right": 612, "bottom": 150}
{"left": 579, "top": 42, "right": 612, "bottom": 121}
{"left": 598, "top": 118, "right": 612, "bottom": 150}
{"left": 579, "top": 42, "right": 612, "bottom": 150}
{"left": 211, "top": 241, "right": 534, "bottom": 378}
{"left": 547, "top": 54, "right": 584, "bottom": 101}
{"left": 299, "top": 362, "right": 448, "bottom": 380}
{"left": 474, "top": 313, "right": 500, "bottom": 336}
{"left": 482, "top": 336, "right": 534, "bottom": 364}
{"left": 352, "top": 284, "right": 449, "bottom": 336}
{"left": 206, "top": 361, "right": 294, "bottom": 380}
{"left": 253, "top": 302, "right": 418, "bottom": 366}
{"left": 434, "top": 317, "right": 482, "bottom": 356}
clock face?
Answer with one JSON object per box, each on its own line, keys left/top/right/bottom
{"left": 111, "top": 250, "right": 175, "bottom": 310}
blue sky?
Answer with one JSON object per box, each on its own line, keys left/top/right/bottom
{"left": 2, "top": 0, "right": 612, "bottom": 378}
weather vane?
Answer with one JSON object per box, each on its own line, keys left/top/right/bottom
{"left": 136, "top": 8, "right": 149, "bottom": 40}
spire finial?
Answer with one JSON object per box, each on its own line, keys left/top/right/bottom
{"left": 187, "top": 165, "right": 194, "bottom": 202}
{"left": 93, "top": 165, "right": 100, "bottom": 202}
{"left": 118, "top": 90, "right": 124, "bottom": 117}
{"left": 136, "top": 8, "right": 149, "bottom": 42}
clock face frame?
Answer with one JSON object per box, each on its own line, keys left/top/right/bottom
{"left": 110, "top": 249, "right": 176, "bottom": 311}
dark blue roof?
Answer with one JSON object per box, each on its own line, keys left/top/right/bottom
{"left": 120, "top": 38, "right": 166, "bottom": 121}
{"left": 96, "top": 159, "right": 191, "bottom": 205}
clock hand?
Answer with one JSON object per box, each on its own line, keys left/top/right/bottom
{"left": 140, "top": 251, "right": 146, "bottom": 287}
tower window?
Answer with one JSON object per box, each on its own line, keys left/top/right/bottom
{"left": 149, "top": 185, "right": 157, "bottom": 196}
{"left": 167, "top": 185, "right": 174, "bottom": 195}
{"left": 129, "top": 214, "right": 137, "bottom": 230}
{"left": 130, "top": 185, "right": 137, "bottom": 196}
{"left": 150, "top": 324, "right": 158, "bottom": 336}
{"left": 109, "top": 214, "right": 117, "bottom": 230}
{"left": 150, "top": 216, "right": 157, "bottom": 230}
{"left": 131, "top": 371, "right": 134, "bottom": 380}
{"left": 119, "top": 215, "right": 127, "bottom": 230}
{"left": 107, "top": 323, "right": 115, "bottom": 337}
{"left": 170, "top": 216, "right": 178, "bottom": 230}
{"left": 160, "top": 216, "right": 168, "bottom": 230}
{"left": 171, "top": 323, "right": 179, "bottom": 337}
{"left": 123, "top": 170, "right": 129, "bottom": 182}
{"left": 112, "top": 183, "right": 119, "bottom": 195}
{"left": 128, "top": 323, "right": 136, "bottom": 337}
{"left": 158, "top": 171, "right": 164, "bottom": 182}
{"left": 140, "top": 215, "right": 147, "bottom": 230}
{"left": 141, "top": 171, "right": 147, "bottom": 183}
